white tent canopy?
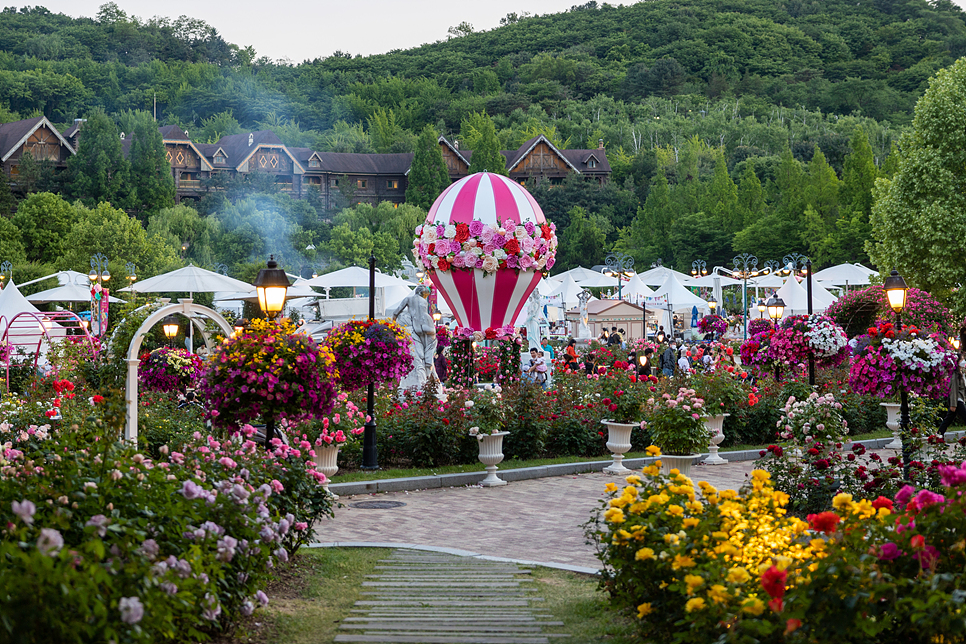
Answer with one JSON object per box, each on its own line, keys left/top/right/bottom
{"left": 773, "top": 275, "right": 837, "bottom": 317}
{"left": 304, "top": 266, "right": 417, "bottom": 289}
{"left": 574, "top": 272, "right": 619, "bottom": 288}
{"left": 621, "top": 274, "right": 655, "bottom": 304}
{"left": 543, "top": 275, "right": 585, "bottom": 309}
{"left": 812, "top": 263, "right": 876, "bottom": 287}
{"left": 646, "top": 274, "right": 710, "bottom": 332}
{"left": 636, "top": 265, "right": 694, "bottom": 287}
{"left": 546, "top": 266, "right": 604, "bottom": 283}
{"left": 684, "top": 273, "right": 742, "bottom": 288}
{"left": 0, "top": 280, "right": 44, "bottom": 334}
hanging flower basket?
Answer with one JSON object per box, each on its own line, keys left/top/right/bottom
{"left": 848, "top": 322, "right": 956, "bottom": 399}
{"left": 697, "top": 315, "right": 728, "bottom": 336}
{"left": 139, "top": 347, "right": 203, "bottom": 393}
{"left": 323, "top": 319, "right": 413, "bottom": 392}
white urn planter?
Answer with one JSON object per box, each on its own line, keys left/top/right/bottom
{"left": 312, "top": 442, "right": 340, "bottom": 499}
{"left": 882, "top": 402, "right": 902, "bottom": 450}
{"left": 703, "top": 413, "right": 730, "bottom": 466}
{"left": 602, "top": 421, "right": 636, "bottom": 475}
{"left": 477, "top": 431, "right": 510, "bottom": 487}
{"left": 660, "top": 453, "right": 701, "bottom": 478}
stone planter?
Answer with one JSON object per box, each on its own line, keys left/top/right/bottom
{"left": 478, "top": 431, "right": 510, "bottom": 487}
{"left": 703, "top": 413, "right": 730, "bottom": 465}
{"left": 602, "top": 420, "right": 636, "bottom": 475}
{"left": 882, "top": 402, "right": 902, "bottom": 450}
{"left": 312, "top": 442, "right": 340, "bottom": 499}
{"left": 660, "top": 453, "right": 701, "bottom": 478}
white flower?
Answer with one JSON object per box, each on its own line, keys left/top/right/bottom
{"left": 481, "top": 256, "right": 500, "bottom": 272}
{"left": 36, "top": 528, "right": 64, "bottom": 556}
{"left": 119, "top": 597, "right": 144, "bottom": 625}
{"left": 443, "top": 225, "right": 457, "bottom": 239}
{"left": 11, "top": 500, "right": 35, "bottom": 525}
{"left": 464, "top": 400, "right": 474, "bottom": 408}
{"left": 468, "top": 426, "right": 480, "bottom": 436}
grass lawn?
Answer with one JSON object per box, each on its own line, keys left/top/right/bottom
{"left": 332, "top": 428, "right": 894, "bottom": 484}
{"left": 221, "top": 547, "right": 637, "bottom": 644}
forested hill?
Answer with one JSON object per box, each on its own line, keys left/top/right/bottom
{"left": 308, "top": 0, "right": 966, "bottom": 124}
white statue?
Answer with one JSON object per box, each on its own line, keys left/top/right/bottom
{"left": 392, "top": 285, "right": 437, "bottom": 393}
{"left": 577, "top": 290, "right": 592, "bottom": 339}
{"left": 525, "top": 292, "right": 542, "bottom": 351}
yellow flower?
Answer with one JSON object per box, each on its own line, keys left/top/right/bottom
{"left": 809, "top": 539, "right": 826, "bottom": 551}
{"left": 666, "top": 504, "right": 685, "bottom": 517}
{"left": 720, "top": 490, "right": 738, "bottom": 501}
{"left": 669, "top": 468, "right": 680, "bottom": 476}
{"left": 609, "top": 495, "right": 631, "bottom": 508}
{"left": 646, "top": 445, "right": 661, "bottom": 456}
{"left": 697, "top": 481, "right": 717, "bottom": 495}
{"left": 750, "top": 469, "right": 771, "bottom": 482}
{"left": 685, "top": 597, "right": 706, "bottom": 612}
{"left": 603, "top": 508, "right": 625, "bottom": 523}
{"left": 711, "top": 531, "right": 729, "bottom": 540}
{"left": 623, "top": 486, "right": 640, "bottom": 498}
{"left": 629, "top": 502, "right": 648, "bottom": 515}
{"left": 625, "top": 475, "right": 642, "bottom": 485}
{"left": 672, "top": 554, "right": 696, "bottom": 569}
{"left": 637, "top": 602, "right": 653, "bottom": 618}
{"left": 642, "top": 465, "right": 661, "bottom": 477}
{"left": 647, "top": 493, "right": 669, "bottom": 506}
{"left": 686, "top": 501, "right": 704, "bottom": 514}
{"left": 877, "top": 507, "right": 892, "bottom": 520}
{"left": 684, "top": 574, "right": 704, "bottom": 594}
{"left": 683, "top": 517, "right": 700, "bottom": 529}
{"left": 708, "top": 584, "right": 731, "bottom": 604}
{"left": 853, "top": 499, "right": 875, "bottom": 519}
{"left": 832, "top": 493, "right": 854, "bottom": 511}
{"left": 772, "top": 491, "right": 790, "bottom": 506}
{"left": 741, "top": 597, "right": 765, "bottom": 616}
{"left": 727, "top": 567, "right": 751, "bottom": 584}
{"left": 635, "top": 547, "right": 656, "bottom": 561}
{"left": 604, "top": 482, "right": 619, "bottom": 493}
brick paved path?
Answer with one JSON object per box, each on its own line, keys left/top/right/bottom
{"left": 315, "top": 459, "right": 760, "bottom": 571}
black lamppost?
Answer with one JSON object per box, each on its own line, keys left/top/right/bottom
{"left": 362, "top": 252, "right": 379, "bottom": 470}
{"left": 732, "top": 253, "right": 760, "bottom": 340}
{"left": 89, "top": 253, "right": 111, "bottom": 336}
{"left": 782, "top": 253, "right": 814, "bottom": 386}
{"left": 253, "top": 256, "right": 290, "bottom": 447}
{"left": 767, "top": 293, "right": 785, "bottom": 382}
{"left": 883, "top": 269, "right": 911, "bottom": 478}
{"left": 606, "top": 252, "right": 635, "bottom": 301}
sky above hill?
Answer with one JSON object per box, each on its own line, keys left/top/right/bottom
{"left": 34, "top": 0, "right": 588, "bottom": 62}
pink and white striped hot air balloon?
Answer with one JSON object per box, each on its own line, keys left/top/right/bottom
{"left": 414, "top": 172, "right": 557, "bottom": 332}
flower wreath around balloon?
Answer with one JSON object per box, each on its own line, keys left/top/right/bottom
{"left": 414, "top": 219, "right": 557, "bottom": 274}
{"left": 322, "top": 319, "right": 413, "bottom": 392}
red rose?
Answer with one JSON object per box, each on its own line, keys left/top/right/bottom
{"left": 428, "top": 243, "right": 436, "bottom": 255}
{"left": 504, "top": 238, "right": 520, "bottom": 254}
{"left": 454, "top": 223, "right": 470, "bottom": 243}
{"left": 806, "top": 511, "right": 840, "bottom": 534}
{"left": 609, "top": 404, "right": 618, "bottom": 412}
{"left": 910, "top": 535, "right": 926, "bottom": 550}
{"left": 541, "top": 224, "right": 552, "bottom": 240}
{"left": 92, "top": 395, "right": 105, "bottom": 404}
{"left": 761, "top": 565, "right": 787, "bottom": 599}
{"left": 871, "top": 496, "right": 893, "bottom": 512}
{"left": 484, "top": 328, "right": 497, "bottom": 339}
{"left": 436, "top": 258, "right": 450, "bottom": 272}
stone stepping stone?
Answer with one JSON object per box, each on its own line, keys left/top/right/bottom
{"left": 338, "top": 551, "right": 568, "bottom": 644}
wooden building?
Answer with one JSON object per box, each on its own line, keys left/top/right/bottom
{"left": 565, "top": 300, "right": 651, "bottom": 341}
{"left": 0, "top": 118, "right": 611, "bottom": 208}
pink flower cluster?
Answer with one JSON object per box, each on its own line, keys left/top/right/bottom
{"left": 414, "top": 219, "right": 557, "bottom": 274}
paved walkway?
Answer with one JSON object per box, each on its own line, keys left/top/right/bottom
{"left": 315, "top": 459, "right": 759, "bottom": 571}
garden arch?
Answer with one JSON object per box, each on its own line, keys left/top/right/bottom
{"left": 124, "top": 299, "right": 232, "bottom": 442}
{"left": 1, "top": 310, "right": 97, "bottom": 388}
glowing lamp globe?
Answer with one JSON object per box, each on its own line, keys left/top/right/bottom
{"left": 414, "top": 172, "right": 557, "bottom": 332}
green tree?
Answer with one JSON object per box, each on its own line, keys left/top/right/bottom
{"left": 197, "top": 110, "right": 242, "bottom": 144}
{"left": 0, "top": 172, "right": 16, "bottom": 216}
{"left": 65, "top": 110, "right": 130, "bottom": 208}
{"left": 11, "top": 192, "right": 75, "bottom": 265}
{"left": 367, "top": 107, "right": 400, "bottom": 154}
{"left": 556, "top": 206, "right": 606, "bottom": 271}
{"left": 62, "top": 201, "right": 180, "bottom": 278}
{"left": 0, "top": 216, "right": 27, "bottom": 264}
{"left": 702, "top": 151, "right": 739, "bottom": 233}
{"left": 331, "top": 201, "right": 424, "bottom": 268}
{"left": 736, "top": 161, "right": 767, "bottom": 230}
{"left": 147, "top": 204, "right": 218, "bottom": 266}
{"left": 128, "top": 112, "right": 176, "bottom": 220}
{"left": 466, "top": 113, "right": 507, "bottom": 175}
{"left": 405, "top": 125, "right": 450, "bottom": 210}
{"left": 869, "top": 58, "right": 966, "bottom": 302}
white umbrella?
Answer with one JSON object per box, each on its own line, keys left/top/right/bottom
{"left": 217, "top": 278, "right": 319, "bottom": 302}
{"left": 121, "top": 264, "right": 252, "bottom": 294}
{"left": 546, "top": 266, "right": 605, "bottom": 283}
{"left": 746, "top": 273, "right": 785, "bottom": 288}
{"left": 646, "top": 274, "right": 710, "bottom": 333}
{"left": 304, "top": 266, "right": 417, "bottom": 289}
{"left": 684, "top": 273, "right": 742, "bottom": 288}
{"left": 27, "top": 283, "right": 125, "bottom": 304}
{"left": 812, "top": 263, "right": 875, "bottom": 287}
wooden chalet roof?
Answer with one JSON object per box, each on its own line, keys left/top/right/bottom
{"left": 561, "top": 149, "right": 611, "bottom": 174}
{"left": 211, "top": 130, "right": 287, "bottom": 169}
{"left": 295, "top": 151, "right": 415, "bottom": 175}
{"left": 0, "top": 116, "right": 75, "bottom": 162}
{"left": 159, "top": 125, "right": 191, "bottom": 141}
{"left": 437, "top": 134, "right": 610, "bottom": 176}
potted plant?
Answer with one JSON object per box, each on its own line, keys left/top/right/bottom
{"left": 139, "top": 347, "right": 204, "bottom": 393}
{"left": 463, "top": 386, "right": 509, "bottom": 486}
{"left": 849, "top": 322, "right": 956, "bottom": 400}
{"left": 288, "top": 392, "right": 367, "bottom": 497}
{"left": 689, "top": 370, "right": 743, "bottom": 465}
{"left": 642, "top": 387, "right": 710, "bottom": 476}
{"left": 599, "top": 367, "right": 647, "bottom": 475}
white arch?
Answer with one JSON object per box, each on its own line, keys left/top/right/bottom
{"left": 124, "top": 298, "right": 232, "bottom": 443}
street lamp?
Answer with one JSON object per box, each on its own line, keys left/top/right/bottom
{"left": 89, "top": 254, "right": 110, "bottom": 336}
{"left": 253, "top": 256, "right": 290, "bottom": 321}
{"left": 767, "top": 294, "right": 785, "bottom": 382}
{"left": 362, "top": 252, "right": 379, "bottom": 470}
{"left": 732, "top": 253, "right": 760, "bottom": 340}
{"left": 883, "top": 269, "right": 912, "bottom": 478}
{"left": 162, "top": 315, "right": 179, "bottom": 346}
{"left": 691, "top": 259, "right": 708, "bottom": 276}
{"left": 757, "top": 298, "right": 766, "bottom": 318}
{"left": 605, "top": 251, "right": 635, "bottom": 300}
{"left": 89, "top": 253, "right": 110, "bottom": 284}
{"left": 0, "top": 260, "right": 11, "bottom": 287}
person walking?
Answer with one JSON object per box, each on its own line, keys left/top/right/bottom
{"left": 661, "top": 340, "right": 676, "bottom": 378}
{"left": 939, "top": 328, "right": 966, "bottom": 433}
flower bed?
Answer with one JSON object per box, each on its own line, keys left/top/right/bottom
{"left": 589, "top": 451, "right": 966, "bottom": 644}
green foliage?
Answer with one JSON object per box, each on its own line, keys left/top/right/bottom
{"left": 0, "top": 214, "right": 27, "bottom": 264}
{"left": 466, "top": 112, "right": 507, "bottom": 175}
{"left": 327, "top": 201, "right": 423, "bottom": 270}
{"left": 127, "top": 111, "right": 176, "bottom": 220}
{"left": 405, "top": 125, "right": 449, "bottom": 210}
{"left": 556, "top": 206, "right": 606, "bottom": 271}
{"left": 65, "top": 110, "right": 130, "bottom": 208}
{"left": 11, "top": 192, "right": 74, "bottom": 264}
